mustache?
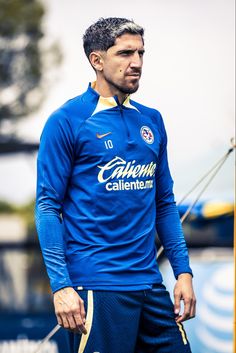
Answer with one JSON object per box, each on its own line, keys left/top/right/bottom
{"left": 126, "top": 69, "right": 142, "bottom": 75}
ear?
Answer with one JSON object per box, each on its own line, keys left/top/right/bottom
{"left": 89, "top": 52, "right": 104, "bottom": 71}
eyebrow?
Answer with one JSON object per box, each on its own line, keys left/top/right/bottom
{"left": 116, "top": 49, "right": 145, "bottom": 55}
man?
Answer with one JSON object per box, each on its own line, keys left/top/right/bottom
{"left": 35, "top": 17, "right": 196, "bottom": 353}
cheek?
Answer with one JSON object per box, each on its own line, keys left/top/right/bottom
{"left": 105, "top": 65, "right": 122, "bottom": 76}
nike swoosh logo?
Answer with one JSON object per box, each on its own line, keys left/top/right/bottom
{"left": 96, "top": 132, "right": 112, "bottom": 139}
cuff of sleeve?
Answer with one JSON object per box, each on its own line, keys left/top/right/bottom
{"left": 174, "top": 267, "right": 193, "bottom": 280}
{"left": 51, "top": 279, "right": 73, "bottom": 293}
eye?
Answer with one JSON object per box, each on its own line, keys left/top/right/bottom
{"left": 138, "top": 50, "right": 145, "bottom": 57}
{"left": 119, "top": 50, "right": 133, "bottom": 56}
{"left": 117, "top": 49, "right": 145, "bottom": 57}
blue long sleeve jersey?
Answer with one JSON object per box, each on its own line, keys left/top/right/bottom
{"left": 35, "top": 83, "right": 192, "bottom": 293}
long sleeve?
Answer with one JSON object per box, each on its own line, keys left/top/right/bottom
{"left": 35, "top": 109, "right": 75, "bottom": 293}
{"left": 155, "top": 116, "right": 192, "bottom": 278}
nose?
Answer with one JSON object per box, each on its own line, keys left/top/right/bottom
{"left": 130, "top": 52, "right": 143, "bottom": 69}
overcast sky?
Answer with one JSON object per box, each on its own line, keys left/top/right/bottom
{"left": 0, "top": 0, "right": 235, "bottom": 204}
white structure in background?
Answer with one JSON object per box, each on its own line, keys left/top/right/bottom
{"left": 0, "top": 339, "right": 58, "bottom": 353}
{"left": 196, "top": 263, "right": 234, "bottom": 353}
{"left": 161, "top": 249, "right": 234, "bottom": 353}
{"left": 0, "top": 215, "right": 28, "bottom": 311}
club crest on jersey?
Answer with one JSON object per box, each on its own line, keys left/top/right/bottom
{"left": 140, "top": 126, "right": 154, "bottom": 144}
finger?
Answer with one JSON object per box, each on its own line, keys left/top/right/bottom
{"left": 174, "top": 292, "right": 181, "bottom": 316}
{"left": 59, "top": 313, "right": 70, "bottom": 330}
{"left": 63, "top": 313, "right": 82, "bottom": 333}
{"left": 56, "top": 313, "right": 63, "bottom": 327}
{"left": 190, "top": 296, "right": 196, "bottom": 318}
{"left": 72, "top": 298, "right": 87, "bottom": 334}
{"left": 79, "top": 298, "right": 86, "bottom": 324}
{"left": 66, "top": 313, "right": 77, "bottom": 331}
{"left": 175, "top": 315, "right": 182, "bottom": 323}
{"left": 177, "top": 298, "right": 192, "bottom": 322}
{"left": 73, "top": 313, "right": 87, "bottom": 334}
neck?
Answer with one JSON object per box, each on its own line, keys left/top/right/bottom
{"left": 93, "top": 78, "right": 127, "bottom": 105}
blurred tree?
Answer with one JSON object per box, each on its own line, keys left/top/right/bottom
{"left": 0, "top": 200, "right": 15, "bottom": 213}
{"left": 0, "top": 0, "right": 61, "bottom": 137}
{"left": 0, "top": 198, "right": 37, "bottom": 238}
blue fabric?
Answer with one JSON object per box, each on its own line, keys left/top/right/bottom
{"left": 68, "top": 286, "right": 191, "bottom": 353}
{"left": 35, "top": 83, "right": 192, "bottom": 293}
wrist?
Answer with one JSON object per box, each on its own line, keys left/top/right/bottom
{"left": 177, "top": 272, "right": 193, "bottom": 280}
{"left": 53, "top": 286, "right": 74, "bottom": 295}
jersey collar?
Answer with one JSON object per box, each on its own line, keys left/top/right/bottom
{"left": 89, "top": 81, "right": 138, "bottom": 112}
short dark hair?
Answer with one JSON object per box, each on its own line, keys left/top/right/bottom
{"left": 83, "top": 17, "right": 144, "bottom": 59}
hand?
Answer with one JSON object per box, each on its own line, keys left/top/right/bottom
{"left": 174, "top": 273, "right": 196, "bottom": 323}
{"left": 53, "top": 287, "right": 87, "bottom": 334}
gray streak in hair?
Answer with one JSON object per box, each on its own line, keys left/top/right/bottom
{"left": 83, "top": 17, "right": 144, "bottom": 60}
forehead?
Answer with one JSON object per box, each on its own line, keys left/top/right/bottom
{"left": 111, "top": 33, "right": 144, "bottom": 51}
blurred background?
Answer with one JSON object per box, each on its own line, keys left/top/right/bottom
{"left": 0, "top": 0, "right": 234, "bottom": 352}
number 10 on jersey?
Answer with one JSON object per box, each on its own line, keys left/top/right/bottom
{"left": 104, "top": 140, "right": 113, "bottom": 149}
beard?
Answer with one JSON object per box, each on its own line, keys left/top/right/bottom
{"left": 104, "top": 74, "right": 140, "bottom": 94}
